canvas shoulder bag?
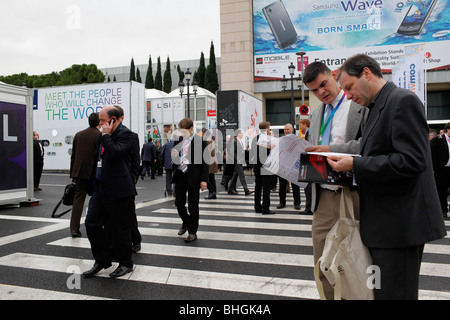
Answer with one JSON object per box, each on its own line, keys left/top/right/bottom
{"left": 314, "top": 186, "right": 374, "bottom": 300}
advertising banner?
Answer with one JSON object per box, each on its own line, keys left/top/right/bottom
{"left": 392, "top": 44, "right": 426, "bottom": 103}
{"left": 0, "top": 102, "right": 27, "bottom": 191}
{"left": 254, "top": 0, "right": 450, "bottom": 81}
{"left": 33, "top": 81, "right": 145, "bottom": 170}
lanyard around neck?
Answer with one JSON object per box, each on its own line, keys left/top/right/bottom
{"left": 319, "top": 93, "right": 346, "bottom": 145}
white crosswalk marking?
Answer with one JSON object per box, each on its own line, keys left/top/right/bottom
{"left": 0, "top": 185, "right": 449, "bottom": 300}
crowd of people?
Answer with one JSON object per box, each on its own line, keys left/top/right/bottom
{"left": 31, "top": 53, "right": 448, "bottom": 300}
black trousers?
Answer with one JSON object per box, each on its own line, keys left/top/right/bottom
{"left": 369, "top": 244, "right": 424, "bottom": 300}
{"left": 254, "top": 171, "right": 272, "bottom": 212}
{"left": 86, "top": 184, "right": 133, "bottom": 268}
{"left": 278, "top": 177, "right": 300, "bottom": 206}
{"left": 434, "top": 167, "right": 450, "bottom": 215}
{"left": 175, "top": 171, "right": 200, "bottom": 234}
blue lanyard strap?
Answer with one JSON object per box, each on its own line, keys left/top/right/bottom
{"left": 319, "top": 93, "right": 346, "bottom": 145}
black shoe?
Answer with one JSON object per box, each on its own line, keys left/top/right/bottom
{"left": 276, "top": 204, "right": 286, "bottom": 209}
{"left": 228, "top": 190, "right": 238, "bottom": 195}
{"left": 83, "top": 262, "right": 112, "bottom": 278}
{"left": 299, "top": 210, "right": 313, "bottom": 215}
{"left": 204, "top": 193, "right": 217, "bottom": 199}
{"left": 178, "top": 226, "right": 187, "bottom": 236}
{"left": 140, "top": 176, "right": 144, "bottom": 180}
{"left": 294, "top": 205, "right": 301, "bottom": 210}
{"left": 71, "top": 230, "right": 82, "bottom": 238}
{"left": 185, "top": 233, "right": 197, "bottom": 242}
{"left": 262, "top": 210, "right": 276, "bottom": 215}
{"left": 132, "top": 243, "right": 141, "bottom": 253}
{"left": 255, "top": 208, "right": 263, "bottom": 213}
{"left": 109, "top": 265, "right": 133, "bottom": 278}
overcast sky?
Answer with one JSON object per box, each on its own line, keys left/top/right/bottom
{"left": 0, "top": 0, "right": 221, "bottom": 76}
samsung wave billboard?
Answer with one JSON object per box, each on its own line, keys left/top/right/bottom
{"left": 254, "top": 0, "right": 450, "bottom": 80}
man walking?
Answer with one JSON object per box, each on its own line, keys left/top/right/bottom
{"left": 172, "top": 118, "right": 209, "bottom": 242}
{"left": 83, "top": 106, "right": 136, "bottom": 278}
{"left": 69, "top": 113, "right": 101, "bottom": 238}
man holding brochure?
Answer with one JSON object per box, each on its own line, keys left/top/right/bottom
{"left": 327, "top": 54, "right": 446, "bottom": 300}
{"left": 303, "top": 61, "right": 369, "bottom": 299}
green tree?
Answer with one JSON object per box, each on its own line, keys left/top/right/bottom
{"left": 154, "top": 57, "right": 163, "bottom": 91}
{"left": 177, "top": 65, "right": 185, "bottom": 84}
{"left": 129, "top": 58, "right": 136, "bottom": 81}
{"left": 163, "top": 57, "right": 172, "bottom": 93}
{"left": 136, "top": 67, "right": 142, "bottom": 83}
{"left": 197, "top": 52, "right": 206, "bottom": 88}
{"left": 145, "top": 55, "right": 154, "bottom": 89}
{"left": 204, "top": 41, "right": 219, "bottom": 93}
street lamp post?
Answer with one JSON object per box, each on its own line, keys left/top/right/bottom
{"left": 179, "top": 68, "right": 198, "bottom": 119}
{"left": 282, "top": 62, "right": 297, "bottom": 126}
{"left": 296, "top": 48, "right": 306, "bottom": 106}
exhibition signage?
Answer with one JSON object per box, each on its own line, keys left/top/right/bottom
{"left": 254, "top": 0, "right": 450, "bottom": 80}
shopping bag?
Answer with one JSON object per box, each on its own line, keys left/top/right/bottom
{"left": 314, "top": 187, "right": 374, "bottom": 300}
{"left": 51, "top": 183, "right": 76, "bottom": 218}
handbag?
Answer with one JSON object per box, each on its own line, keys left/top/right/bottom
{"left": 51, "top": 183, "right": 76, "bottom": 218}
{"left": 314, "top": 186, "right": 374, "bottom": 300}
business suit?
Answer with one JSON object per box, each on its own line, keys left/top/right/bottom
{"left": 430, "top": 133, "right": 450, "bottom": 216}
{"left": 33, "top": 139, "right": 44, "bottom": 189}
{"left": 228, "top": 137, "right": 251, "bottom": 194}
{"left": 85, "top": 123, "right": 136, "bottom": 269}
{"left": 308, "top": 95, "right": 368, "bottom": 299}
{"left": 251, "top": 133, "right": 273, "bottom": 214}
{"left": 70, "top": 126, "right": 101, "bottom": 234}
{"left": 172, "top": 134, "right": 209, "bottom": 236}
{"left": 141, "top": 141, "right": 157, "bottom": 179}
{"left": 353, "top": 82, "right": 447, "bottom": 299}
{"left": 161, "top": 139, "right": 175, "bottom": 196}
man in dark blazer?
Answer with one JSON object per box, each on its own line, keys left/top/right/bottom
{"left": 33, "top": 131, "right": 44, "bottom": 191}
{"left": 141, "top": 138, "right": 157, "bottom": 179}
{"left": 69, "top": 113, "right": 101, "bottom": 237}
{"left": 172, "top": 118, "right": 209, "bottom": 242}
{"left": 329, "top": 54, "right": 447, "bottom": 300}
{"left": 83, "top": 106, "right": 137, "bottom": 278}
{"left": 228, "top": 129, "right": 253, "bottom": 196}
{"left": 431, "top": 122, "right": 450, "bottom": 218}
{"left": 250, "top": 121, "right": 274, "bottom": 215}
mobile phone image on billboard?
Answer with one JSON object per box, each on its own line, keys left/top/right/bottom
{"left": 397, "top": 0, "right": 438, "bottom": 36}
{"left": 263, "top": 0, "right": 298, "bottom": 49}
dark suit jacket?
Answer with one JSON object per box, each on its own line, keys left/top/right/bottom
{"left": 431, "top": 134, "right": 450, "bottom": 172}
{"left": 250, "top": 133, "right": 271, "bottom": 176}
{"left": 141, "top": 142, "right": 156, "bottom": 162}
{"left": 33, "top": 140, "right": 44, "bottom": 165}
{"left": 172, "top": 134, "right": 209, "bottom": 188}
{"left": 353, "top": 82, "right": 446, "bottom": 248}
{"left": 94, "top": 123, "right": 137, "bottom": 200}
{"left": 70, "top": 127, "right": 101, "bottom": 180}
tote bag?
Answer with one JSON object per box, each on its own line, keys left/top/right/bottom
{"left": 314, "top": 187, "right": 374, "bottom": 300}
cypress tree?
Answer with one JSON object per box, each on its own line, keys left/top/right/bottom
{"left": 129, "top": 58, "right": 136, "bottom": 81}
{"left": 154, "top": 57, "right": 163, "bottom": 91}
{"left": 145, "top": 55, "right": 154, "bottom": 89}
{"left": 136, "top": 67, "right": 142, "bottom": 83}
{"left": 197, "top": 52, "right": 206, "bottom": 88}
{"left": 204, "top": 41, "right": 219, "bottom": 93}
{"left": 163, "top": 57, "right": 172, "bottom": 93}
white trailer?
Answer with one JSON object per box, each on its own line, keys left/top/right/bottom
{"left": 0, "top": 82, "right": 36, "bottom": 205}
{"left": 33, "top": 81, "right": 145, "bottom": 171}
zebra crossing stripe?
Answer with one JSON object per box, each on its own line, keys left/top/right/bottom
{"left": 0, "top": 253, "right": 320, "bottom": 299}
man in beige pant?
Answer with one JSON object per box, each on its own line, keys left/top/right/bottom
{"left": 303, "top": 62, "right": 368, "bottom": 299}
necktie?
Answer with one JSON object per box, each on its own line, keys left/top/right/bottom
{"left": 321, "top": 104, "right": 334, "bottom": 146}
{"left": 179, "top": 138, "right": 189, "bottom": 173}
